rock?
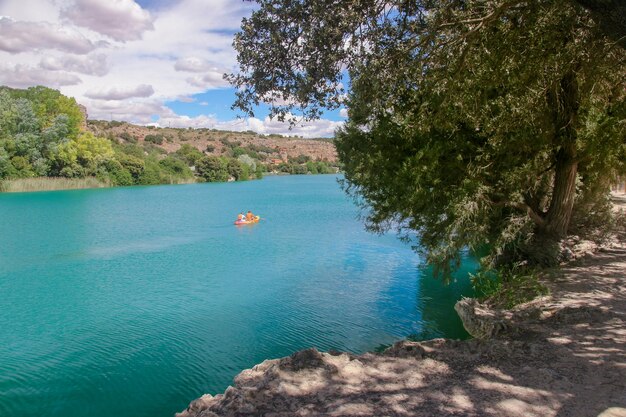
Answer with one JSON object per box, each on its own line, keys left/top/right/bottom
{"left": 454, "top": 297, "right": 511, "bottom": 339}
{"left": 279, "top": 348, "right": 336, "bottom": 373}
{"left": 383, "top": 340, "right": 426, "bottom": 358}
{"left": 175, "top": 394, "right": 215, "bottom": 417}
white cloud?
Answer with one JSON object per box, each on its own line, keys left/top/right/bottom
{"left": 186, "top": 71, "right": 228, "bottom": 89}
{"left": 85, "top": 84, "right": 155, "bottom": 100}
{"left": 174, "top": 57, "right": 212, "bottom": 72}
{"left": 40, "top": 54, "right": 109, "bottom": 76}
{"left": 62, "top": 0, "right": 154, "bottom": 42}
{"left": 154, "top": 112, "right": 342, "bottom": 138}
{"left": 83, "top": 97, "right": 167, "bottom": 123}
{"left": 0, "top": 63, "right": 82, "bottom": 88}
{"left": 0, "top": 1, "right": 341, "bottom": 138}
{"left": 339, "top": 108, "right": 348, "bottom": 118}
{"left": 244, "top": 114, "right": 343, "bottom": 138}
{"left": 0, "top": 17, "right": 99, "bottom": 54}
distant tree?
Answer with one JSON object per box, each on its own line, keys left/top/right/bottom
{"left": 116, "top": 153, "right": 145, "bottom": 181}
{"left": 174, "top": 144, "right": 204, "bottom": 166}
{"left": 196, "top": 155, "right": 229, "bottom": 182}
{"left": 160, "top": 156, "right": 194, "bottom": 179}
{"left": 226, "top": 158, "right": 245, "bottom": 180}
{"left": 51, "top": 132, "right": 115, "bottom": 177}
{"left": 4, "top": 86, "right": 84, "bottom": 137}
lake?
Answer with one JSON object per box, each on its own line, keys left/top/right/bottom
{"left": 0, "top": 175, "right": 476, "bottom": 417}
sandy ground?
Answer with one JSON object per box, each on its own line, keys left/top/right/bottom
{"left": 178, "top": 199, "right": 625, "bottom": 417}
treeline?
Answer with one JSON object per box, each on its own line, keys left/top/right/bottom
{"left": 1, "top": 86, "right": 324, "bottom": 188}
{"left": 0, "top": 86, "right": 194, "bottom": 186}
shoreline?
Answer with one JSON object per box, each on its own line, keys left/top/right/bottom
{"left": 177, "top": 202, "right": 625, "bottom": 416}
{"left": 0, "top": 172, "right": 339, "bottom": 194}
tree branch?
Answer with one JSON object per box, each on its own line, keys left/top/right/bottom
{"left": 510, "top": 202, "right": 546, "bottom": 228}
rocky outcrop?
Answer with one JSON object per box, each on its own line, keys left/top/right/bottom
{"left": 78, "top": 104, "right": 88, "bottom": 131}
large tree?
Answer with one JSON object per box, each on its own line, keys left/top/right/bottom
{"left": 229, "top": 0, "right": 625, "bottom": 271}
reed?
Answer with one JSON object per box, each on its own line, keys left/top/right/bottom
{"left": 0, "top": 177, "right": 111, "bottom": 193}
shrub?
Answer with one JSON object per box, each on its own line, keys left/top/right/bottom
{"left": 144, "top": 134, "right": 164, "bottom": 145}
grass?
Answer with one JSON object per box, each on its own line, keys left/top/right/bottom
{"left": 0, "top": 177, "right": 111, "bottom": 193}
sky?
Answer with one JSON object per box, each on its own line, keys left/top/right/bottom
{"left": 0, "top": 0, "right": 346, "bottom": 137}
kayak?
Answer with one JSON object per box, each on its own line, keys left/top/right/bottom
{"left": 234, "top": 215, "right": 260, "bottom": 225}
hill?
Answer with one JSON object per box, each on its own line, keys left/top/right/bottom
{"left": 87, "top": 120, "right": 338, "bottom": 167}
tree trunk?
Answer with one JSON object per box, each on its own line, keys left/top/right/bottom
{"left": 544, "top": 146, "right": 578, "bottom": 238}
{"left": 543, "top": 69, "right": 580, "bottom": 238}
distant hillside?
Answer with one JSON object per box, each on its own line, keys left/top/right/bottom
{"left": 1, "top": 85, "right": 340, "bottom": 193}
{"left": 87, "top": 120, "right": 338, "bottom": 166}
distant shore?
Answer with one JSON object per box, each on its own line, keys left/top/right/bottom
{"left": 0, "top": 177, "right": 111, "bottom": 193}
{"left": 0, "top": 172, "right": 337, "bottom": 193}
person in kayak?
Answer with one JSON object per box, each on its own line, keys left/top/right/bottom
{"left": 237, "top": 213, "right": 245, "bottom": 221}
{"left": 246, "top": 211, "right": 255, "bottom": 221}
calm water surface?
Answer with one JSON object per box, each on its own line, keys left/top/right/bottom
{"left": 0, "top": 175, "right": 475, "bottom": 417}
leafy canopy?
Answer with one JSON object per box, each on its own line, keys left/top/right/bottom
{"left": 230, "top": 0, "right": 626, "bottom": 272}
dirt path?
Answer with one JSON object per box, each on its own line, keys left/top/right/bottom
{"left": 178, "top": 203, "right": 625, "bottom": 417}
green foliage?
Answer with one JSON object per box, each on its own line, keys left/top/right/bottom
{"left": 219, "top": 137, "right": 241, "bottom": 148}
{"left": 2, "top": 86, "right": 83, "bottom": 137}
{"left": 196, "top": 155, "right": 229, "bottom": 182}
{"left": 104, "top": 160, "right": 134, "bottom": 186}
{"left": 144, "top": 134, "right": 164, "bottom": 145}
{"left": 51, "top": 132, "right": 115, "bottom": 177}
{"left": 119, "top": 132, "right": 136, "bottom": 143}
{"left": 289, "top": 154, "right": 310, "bottom": 164}
{"left": 138, "top": 158, "right": 165, "bottom": 185}
{"left": 471, "top": 267, "right": 549, "bottom": 309}
{"left": 159, "top": 156, "right": 194, "bottom": 179}
{"left": 231, "top": 0, "right": 626, "bottom": 275}
{"left": 174, "top": 144, "right": 204, "bottom": 166}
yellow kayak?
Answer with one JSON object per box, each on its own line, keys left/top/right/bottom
{"left": 234, "top": 215, "right": 260, "bottom": 225}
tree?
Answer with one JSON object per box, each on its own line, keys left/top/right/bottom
{"left": 196, "top": 155, "right": 229, "bottom": 182}
{"left": 51, "top": 132, "right": 115, "bottom": 177}
{"left": 4, "top": 86, "right": 84, "bottom": 137}
{"left": 230, "top": 0, "right": 625, "bottom": 271}
{"left": 226, "top": 158, "right": 245, "bottom": 180}
{"left": 174, "top": 144, "right": 204, "bottom": 166}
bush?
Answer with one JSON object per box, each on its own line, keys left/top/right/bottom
{"left": 196, "top": 155, "right": 229, "bottom": 182}
{"left": 119, "top": 132, "right": 137, "bottom": 143}
{"left": 144, "top": 134, "right": 164, "bottom": 145}
{"left": 471, "top": 266, "right": 549, "bottom": 309}
{"left": 174, "top": 144, "right": 204, "bottom": 166}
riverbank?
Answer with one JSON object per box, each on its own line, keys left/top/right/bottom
{"left": 178, "top": 199, "right": 625, "bottom": 417}
{"left": 0, "top": 177, "right": 111, "bottom": 193}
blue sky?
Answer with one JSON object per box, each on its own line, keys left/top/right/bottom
{"left": 165, "top": 88, "right": 345, "bottom": 122}
{"left": 0, "top": 0, "right": 346, "bottom": 137}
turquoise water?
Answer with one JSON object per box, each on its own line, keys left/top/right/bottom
{"left": 0, "top": 175, "right": 476, "bottom": 417}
